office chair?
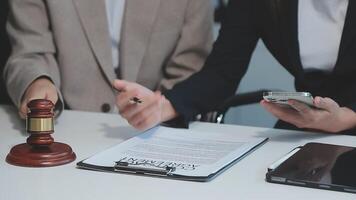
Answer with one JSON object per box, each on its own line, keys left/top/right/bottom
{"left": 196, "top": 89, "right": 271, "bottom": 124}
{"left": 0, "top": 0, "right": 12, "bottom": 105}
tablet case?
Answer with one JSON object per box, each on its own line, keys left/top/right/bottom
{"left": 266, "top": 142, "right": 356, "bottom": 193}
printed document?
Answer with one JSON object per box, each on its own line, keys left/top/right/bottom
{"left": 79, "top": 126, "right": 267, "bottom": 178}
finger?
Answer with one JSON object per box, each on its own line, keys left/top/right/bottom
{"left": 18, "top": 111, "right": 27, "bottom": 119}
{"left": 117, "top": 86, "right": 150, "bottom": 119}
{"left": 27, "top": 91, "right": 47, "bottom": 101}
{"left": 261, "top": 100, "right": 302, "bottom": 125}
{"left": 44, "top": 91, "right": 58, "bottom": 105}
{"left": 288, "top": 99, "right": 312, "bottom": 114}
{"left": 135, "top": 113, "right": 160, "bottom": 131}
{"left": 120, "top": 102, "right": 142, "bottom": 119}
{"left": 130, "top": 91, "right": 161, "bottom": 120}
{"left": 261, "top": 101, "right": 297, "bottom": 117}
{"left": 112, "top": 79, "right": 129, "bottom": 92}
{"left": 129, "top": 93, "right": 162, "bottom": 127}
{"left": 129, "top": 94, "right": 160, "bottom": 125}
{"left": 129, "top": 101, "right": 159, "bottom": 127}
{"left": 51, "top": 94, "right": 58, "bottom": 105}
{"left": 313, "top": 97, "right": 339, "bottom": 112}
{"left": 27, "top": 92, "right": 58, "bottom": 107}
{"left": 116, "top": 88, "right": 141, "bottom": 110}
{"left": 19, "top": 97, "right": 32, "bottom": 119}
{"left": 19, "top": 103, "right": 28, "bottom": 119}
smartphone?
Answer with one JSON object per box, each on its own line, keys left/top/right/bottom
{"left": 263, "top": 91, "right": 314, "bottom": 107}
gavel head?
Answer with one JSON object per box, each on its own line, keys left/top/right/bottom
{"left": 26, "top": 99, "right": 55, "bottom": 146}
{"left": 27, "top": 99, "right": 54, "bottom": 115}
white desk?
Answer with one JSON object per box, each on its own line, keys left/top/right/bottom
{"left": 1, "top": 105, "right": 355, "bottom": 200}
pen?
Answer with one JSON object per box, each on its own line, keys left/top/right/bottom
{"left": 129, "top": 97, "right": 143, "bottom": 104}
{"left": 112, "top": 87, "right": 143, "bottom": 104}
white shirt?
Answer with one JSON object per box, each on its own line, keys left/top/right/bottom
{"left": 298, "top": 0, "right": 349, "bottom": 72}
{"left": 105, "top": 0, "right": 126, "bottom": 70}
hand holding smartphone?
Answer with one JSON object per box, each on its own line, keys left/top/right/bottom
{"left": 263, "top": 91, "right": 314, "bottom": 107}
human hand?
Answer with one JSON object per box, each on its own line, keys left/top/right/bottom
{"left": 20, "top": 78, "right": 58, "bottom": 119}
{"left": 261, "top": 96, "right": 356, "bottom": 133}
{"left": 112, "top": 80, "right": 178, "bottom": 130}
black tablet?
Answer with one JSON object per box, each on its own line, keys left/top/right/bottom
{"left": 266, "top": 142, "right": 356, "bottom": 193}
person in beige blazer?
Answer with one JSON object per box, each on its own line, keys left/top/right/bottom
{"left": 4, "top": 0, "right": 213, "bottom": 118}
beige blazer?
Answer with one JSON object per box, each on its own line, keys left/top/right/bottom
{"left": 4, "top": 0, "right": 213, "bottom": 113}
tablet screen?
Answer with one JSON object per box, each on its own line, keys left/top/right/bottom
{"left": 267, "top": 143, "right": 356, "bottom": 193}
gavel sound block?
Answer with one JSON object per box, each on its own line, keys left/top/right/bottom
{"left": 6, "top": 99, "right": 76, "bottom": 167}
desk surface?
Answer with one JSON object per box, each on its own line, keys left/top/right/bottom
{"left": 1, "top": 105, "right": 355, "bottom": 200}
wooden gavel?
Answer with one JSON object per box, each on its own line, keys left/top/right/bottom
{"left": 6, "top": 99, "right": 76, "bottom": 167}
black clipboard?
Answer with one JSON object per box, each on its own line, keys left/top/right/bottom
{"left": 77, "top": 137, "right": 268, "bottom": 182}
{"left": 266, "top": 142, "right": 356, "bottom": 193}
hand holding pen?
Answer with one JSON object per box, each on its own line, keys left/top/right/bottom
{"left": 112, "top": 79, "right": 165, "bottom": 130}
{"left": 112, "top": 87, "right": 143, "bottom": 104}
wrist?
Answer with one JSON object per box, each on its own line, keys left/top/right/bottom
{"left": 160, "top": 95, "right": 178, "bottom": 122}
